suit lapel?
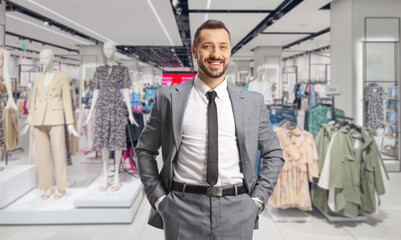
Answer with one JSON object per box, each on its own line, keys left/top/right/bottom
{"left": 37, "top": 73, "right": 46, "bottom": 96}
{"left": 227, "top": 82, "right": 247, "bottom": 157}
{"left": 45, "top": 71, "right": 61, "bottom": 93}
{"left": 171, "top": 79, "right": 194, "bottom": 149}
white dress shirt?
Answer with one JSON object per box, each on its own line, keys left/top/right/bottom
{"left": 173, "top": 75, "right": 244, "bottom": 186}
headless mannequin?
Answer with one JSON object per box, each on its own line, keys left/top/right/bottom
{"left": 23, "top": 49, "right": 79, "bottom": 199}
{"left": 84, "top": 42, "right": 138, "bottom": 192}
{"left": 0, "top": 49, "right": 18, "bottom": 171}
{"left": 248, "top": 65, "right": 273, "bottom": 105}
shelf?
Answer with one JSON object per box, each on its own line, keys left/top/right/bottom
{"left": 380, "top": 134, "right": 397, "bottom": 139}
{"left": 381, "top": 121, "right": 397, "bottom": 125}
{"left": 384, "top": 109, "right": 397, "bottom": 112}
{"left": 385, "top": 97, "right": 398, "bottom": 100}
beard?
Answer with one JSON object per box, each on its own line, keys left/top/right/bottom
{"left": 197, "top": 58, "right": 228, "bottom": 79}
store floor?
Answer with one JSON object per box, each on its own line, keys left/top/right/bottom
{"left": 1, "top": 116, "right": 401, "bottom": 240}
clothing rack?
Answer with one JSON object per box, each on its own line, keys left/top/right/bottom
{"left": 329, "top": 95, "right": 354, "bottom": 122}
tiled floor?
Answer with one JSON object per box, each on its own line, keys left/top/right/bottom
{"left": 1, "top": 116, "right": 401, "bottom": 240}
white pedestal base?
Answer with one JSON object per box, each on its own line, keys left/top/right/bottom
{"left": 0, "top": 188, "right": 144, "bottom": 224}
{"left": 74, "top": 176, "right": 143, "bottom": 208}
{"left": 267, "top": 206, "right": 311, "bottom": 222}
{"left": 0, "top": 165, "right": 36, "bottom": 208}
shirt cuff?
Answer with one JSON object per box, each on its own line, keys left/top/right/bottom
{"left": 252, "top": 197, "right": 263, "bottom": 204}
{"left": 155, "top": 195, "right": 166, "bottom": 210}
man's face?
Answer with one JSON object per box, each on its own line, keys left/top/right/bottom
{"left": 191, "top": 28, "right": 231, "bottom": 79}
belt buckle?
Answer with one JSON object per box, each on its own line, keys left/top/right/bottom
{"left": 207, "top": 187, "right": 223, "bottom": 197}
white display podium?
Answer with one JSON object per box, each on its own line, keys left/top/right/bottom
{"left": 0, "top": 165, "right": 37, "bottom": 208}
{"left": 74, "top": 176, "right": 143, "bottom": 207}
{"left": 0, "top": 176, "right": 144, "bottom": 224}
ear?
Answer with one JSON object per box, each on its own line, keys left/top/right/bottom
{"left": 191, "top": 46, "right": 197, "bottom": 59}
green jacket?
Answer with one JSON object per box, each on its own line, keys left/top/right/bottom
{"left": 313, "top": 124, "right": 389, "bottom": 218}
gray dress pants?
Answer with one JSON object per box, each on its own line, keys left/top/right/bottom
{"left": 158, "top": 191, "right": 258, "bottom": 240}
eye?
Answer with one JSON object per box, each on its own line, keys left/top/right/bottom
{"left": 221, "top": 45, "right": 227, "bottom": 49}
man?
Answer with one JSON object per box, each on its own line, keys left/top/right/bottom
{"left": 135, "top": 19, "right": 284, "bottom": 240}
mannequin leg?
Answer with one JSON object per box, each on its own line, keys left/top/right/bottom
{"left": 99, "top": 148, "right": 110, "bottom": 191}
{"left": 49, "top": 125, "right": 69, "bottom": 199}
{"left": 34, "top": 126, "right": 55, "bottom": 199}
{"left": 111, "top": 150, "right": 122, "bottom": 192}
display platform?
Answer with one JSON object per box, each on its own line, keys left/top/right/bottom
{"left": 315, "top": 206, "right": 367, "bottom": 222}
{"left": 0, "top": 187, "right": 144, "bottom": 225}
{"left": 0, "top": 165, "right": 36, "bottom": 208}
{"left": 74, "top": 176, "right": 142, "bottom": 208}
{"left": 267, "top": 206, "right": 311, "bottom": 222}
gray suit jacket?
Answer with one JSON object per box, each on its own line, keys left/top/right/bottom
{"left": 135, "top": 78, "right": 284, "bottom": 229}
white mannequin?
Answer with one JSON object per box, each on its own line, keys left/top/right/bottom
{"left": 23, "top": 49, "right": 79, "bottom": 199}
{"left": 248, "top": 65, "right": 273, "bottom": 104}
{"left": 0, "top": 49, "right": 18, "bottom": 171}
{"left": 22, "top": 50, "right": 79, "bottom": 136}
{"left": 132, "top": 78, "right": 144, "bottom": 104}
{"left": 84, "top": 42, "right": 138, "bottom": 192}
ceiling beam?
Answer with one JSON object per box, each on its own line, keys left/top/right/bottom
{"left": 282, "top": 45, "right": 330, "bottom": 60}
{"left": 5, "top": 0, "right": 98, "bottom": 44}
{"left": 231, "top": 0, "right": 304, "bottom": 55}
{"left": 189, "top": 9, "right": 273, "bottom": 13}
{"left": 6, "top": 31, "right": 79, "bottom": 53}
{"left": 282, "top": 27, "right": 330, "bottom": 49}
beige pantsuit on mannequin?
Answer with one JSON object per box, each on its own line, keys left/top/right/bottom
{"left": 30, "top": 71, "right": 74, "bottom": 191}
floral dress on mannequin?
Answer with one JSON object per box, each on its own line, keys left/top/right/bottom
{"left": 92, "top": 64, "right": 132, "bottom": 151}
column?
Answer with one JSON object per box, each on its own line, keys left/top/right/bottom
{"left": 253, "top": 46, "right": 283, "bottom": 101}
{"left": 78, "top": 44, "right": 105, "bottom": 108}
{"left": 331, "top": 0, "right": 401, "bottom": 123}
{"left": 0, "top": 0, "right": 6, "bottom": 48}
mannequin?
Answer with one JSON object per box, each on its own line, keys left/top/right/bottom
{"left": 132, "top": 77, "right": 144, "bottom": 107}
{"left": 0, "top": 48, "right": 18, "bottom": 171}
{"left": 84, "top": 42, "right": 138, "bottom": 192}
{"left": 23, "top": 49, "right": 78, "bottom": 199}
{"left": 248, "top": 65, "right": 273, "bottom": 104}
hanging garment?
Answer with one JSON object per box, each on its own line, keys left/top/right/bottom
{"left": 312, "top": 124, "right": 389, "bottom": 218}
{"left": 268, "top": 126, "right": 318, "bottom": 210}
{"left": 3, "top": 106, "right": 19, "bottom": 152}
{"left": 0, "top": 48, "right": 4, "bottom": 79}
{"left": 307, "top": 105, "right": 344, "bottom": 138}
{"left": 365, "top": 83, "right": 385, "bottom": 129}
{"left": 0, "top": 96, "right": 4, "bottom": 148}
{"left": 69, "top": 85, "right": 79, "bottom": 155}
{"left": 92, "top": 64, "right": 132, "bottom": 151}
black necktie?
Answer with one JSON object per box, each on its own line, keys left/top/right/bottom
{"left": 206, "top": 91, "right": 218, "bottom": 186}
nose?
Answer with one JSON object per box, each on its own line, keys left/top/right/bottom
{"left": 210, "top": 47, "right": 220, "bottom": 59}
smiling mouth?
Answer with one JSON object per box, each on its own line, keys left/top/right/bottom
{"left": 206, "top": 59, "right": 224, "bottom": 68}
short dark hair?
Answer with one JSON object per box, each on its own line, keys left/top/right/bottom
{"left": 192, "top": 19, "right": 231, "bottom": 47}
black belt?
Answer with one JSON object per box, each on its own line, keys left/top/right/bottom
{"left": 172, "top": 181, "right": 246, "bottom": 197}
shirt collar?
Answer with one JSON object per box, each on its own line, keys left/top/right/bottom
{"left": 194, "top": 75, "right": 227, "bottom": 100}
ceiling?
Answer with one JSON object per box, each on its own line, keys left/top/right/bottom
{"left": 3, "top": 0, "right": 333, "bottom": 72}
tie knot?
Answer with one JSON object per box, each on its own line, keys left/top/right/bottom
{"left": 206, "top": 91, "right": 217, "bottom": 101}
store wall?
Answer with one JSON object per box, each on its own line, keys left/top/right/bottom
{"left": 331, "top": 0, "right": 401, "bottom": 124}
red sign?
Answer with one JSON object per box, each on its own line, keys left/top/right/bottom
{"left": 162, "top": 74, "right": 196, "bottom": 86}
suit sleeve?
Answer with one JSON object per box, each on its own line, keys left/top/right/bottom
{"left": 251, "top": 94, "right": 284, "bottom": 204}
{"left": 135, "top": 89, "right": 165, "bottom": 209}
{"left": 62, "top": 76, "right": 74, "bottom": 125}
